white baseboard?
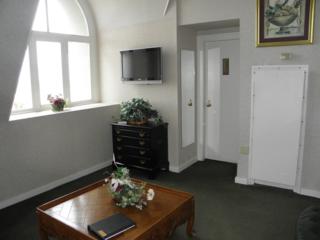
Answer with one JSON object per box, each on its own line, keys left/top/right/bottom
{"left": 0, "top": 160, "right": 112, "bottom": 210}
{"left": 169, "top": 157, "right": 197, "bottom": 173}
{"left": 169, "top": 165, "right": 180, "bottom": 173}
{"left": 301, "top": 188, "right": 320, "bottom": 199}
{"left": 254, "top": 179, "right": 293, "bottom": 190}
{"left": 234, "top": 178, "right": 320, "bottom": 199}
{"left": 235, "top": 177, "right": 292, "bottom": 189}
{"left": 234, "top": 176, "right": 252, "bottom": 185}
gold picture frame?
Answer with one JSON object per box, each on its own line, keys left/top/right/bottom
{"left": 256, "top": 0, "right": 315, "bottom": 47}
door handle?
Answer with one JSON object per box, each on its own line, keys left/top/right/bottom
{"left": 206, "top": 100, "right": 212, "bottom": 107}
{"left": 187, "top": 99, "right": 193, "bottom": 107}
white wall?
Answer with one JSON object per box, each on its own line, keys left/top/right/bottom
{"left": 0, "top": 0, "right": 120, "bottom": 208}
{"left": 179, "top": 0, "right": 242, "bottom": 26}
{"left": 179, "top": 0, "right": 320, "bottom": 194}
{"left": 0, "top": 105, "right": 119, "bottom": 205}
{"left": 89, "top": 0, "right": 181, "bottom": 170}
{"left": 88, "top": 0, "right": 175, "bottom": 32}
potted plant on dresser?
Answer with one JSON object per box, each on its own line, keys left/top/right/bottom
{"left": 120, "top": 98, "right": 162, "bottom": 125}
{"left": 113, "top": 98, "right": 168, "bottom": 179}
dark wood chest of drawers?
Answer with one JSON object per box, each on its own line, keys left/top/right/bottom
{"left": 112, "top": 122, "right": 169, "bottom": 178}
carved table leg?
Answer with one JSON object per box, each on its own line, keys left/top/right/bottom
{"left": 186, "top": 198, "right": 195, "bottom": 237}
{"left": 38, "top": 227, "right": 49, "bottom": 240}
{"left": 37, "top": 210, "right": 49, "bottom": 240}
{"left": 186, "top": 214, "right": 195, "bottom": 237}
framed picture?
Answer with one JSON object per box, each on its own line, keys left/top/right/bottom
{"left": 256, "top": 0, "right": 315, "bottom": 47}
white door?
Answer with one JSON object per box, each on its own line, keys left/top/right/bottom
{"left": 250, "top": 66, "right": 307, "bottom": 188}
{"left": 205, "top": 39, "right": 240, "bottom": 163}
{"left": 181, "top": 49, "right": 195, "bottom": 147}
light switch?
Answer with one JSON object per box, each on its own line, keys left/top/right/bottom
{"left": 240, "top": 146, "right": 249, "bottom": 155}
{"left": 280, "top": 53, "right": 292, "bottom": 60}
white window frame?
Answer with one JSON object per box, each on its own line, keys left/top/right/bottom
{"left": 12, "top": 0, "right": 99, "bottom": 114}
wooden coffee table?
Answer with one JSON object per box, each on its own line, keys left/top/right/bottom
{"left": 36, "top": 179, "right": 195, "bottom": 240}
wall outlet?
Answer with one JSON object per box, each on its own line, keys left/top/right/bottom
{"left": 240, "top": 146, "right": 249, "bottom": 155}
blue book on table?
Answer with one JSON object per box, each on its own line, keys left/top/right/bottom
{"left": 88, "top": 213, "right": 136, "bottom": 240}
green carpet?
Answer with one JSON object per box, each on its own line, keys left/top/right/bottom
{"left": 0, "top": 160, "right": 319, "bottom": 240}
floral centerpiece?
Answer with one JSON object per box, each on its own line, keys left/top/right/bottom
{"left": 47, "top": 94, "right": 66, "bottom": 112}
{"left": 105, "top": 167, "right": 155, "bottom": 210}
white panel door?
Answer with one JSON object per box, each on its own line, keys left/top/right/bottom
{"left": 251, "top": 66, "right": 306, "bottom": 187}
{"left": 205, "top": 39, "right": 240, "bottom": 163}
{"left": 181, "top": 49, "right": 195, "bottom": 147}
{"left": 205, "top": 47, "right": 220, "bottom": 158}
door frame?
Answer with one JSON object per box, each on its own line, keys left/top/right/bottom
{"left": 248, "top": 65, "right": 308, "bottom": 193}
{"left": 196, "top": 32, "right": 240, "bottom": 161}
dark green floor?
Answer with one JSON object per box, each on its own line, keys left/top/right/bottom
{"left": 0, "top": 160, "right": 319, "bottom": 240}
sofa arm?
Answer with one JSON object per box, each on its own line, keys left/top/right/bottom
{"left": 297, "top": 206, "right": 320, "bottom": 240}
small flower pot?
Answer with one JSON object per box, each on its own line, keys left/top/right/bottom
{"left": 51, "top": 104, "right": 65, "bottom": 112}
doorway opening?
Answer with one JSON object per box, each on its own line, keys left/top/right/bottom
{"left": 179, "top": 19, "right": 240, "bottom": 166}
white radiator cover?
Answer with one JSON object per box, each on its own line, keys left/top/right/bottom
{"left": 249, "top": 65, "right": 308, "bottom": 190}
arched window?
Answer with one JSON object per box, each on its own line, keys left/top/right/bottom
{"left": 12, "top": 0, "right": 97, "bottom": 113}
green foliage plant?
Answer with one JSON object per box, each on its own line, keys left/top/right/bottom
{"left": 120, "top": 98, "right": 159, "bottom": 123}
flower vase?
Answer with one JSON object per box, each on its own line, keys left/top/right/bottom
{"left": 51, "top": 104, "right": 64, "bottom": 112}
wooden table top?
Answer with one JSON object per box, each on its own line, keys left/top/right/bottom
{"left": 37, "top": 179, "right": 194, "bottom": 240}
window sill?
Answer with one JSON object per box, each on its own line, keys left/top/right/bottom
{"left": 9, "top": 103, "right": 119, "bottom": 122}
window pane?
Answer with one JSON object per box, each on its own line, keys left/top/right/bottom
{"left": 12, "top": 49, "right": 33, "bottom": 111}
{"left": 47, "top": 0, "right": 89, "bottom": 36}
{"left": 32, "top": 0, "right": 48, "bottom": 32}
{"left": 68, "top": 42, "right": 92, "bottom": 102}
{"left": 36, "top": 41, "right": 64, "bottom": 105}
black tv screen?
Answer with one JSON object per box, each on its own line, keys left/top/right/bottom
{"left": 121, "top": 47, "right": 162, "bottom": 81}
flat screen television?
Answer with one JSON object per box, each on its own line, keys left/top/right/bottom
{"left": 121, "top": 47, "right": 162, "bottom": 82}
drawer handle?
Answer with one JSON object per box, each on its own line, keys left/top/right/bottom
{"left": 118, "top": 155, "right": 123, "bottom": 160}
{"left": 117, "top": 146, "right": 122, "bottom": 151}
{"left": 139, "top": 159, "right": 146, "bottom": 165}
{"left": 139, "top": 131, "right": 146, "bottom": 137}
{"left": 139, "top": 141, "right": 145, "bottom": 146}
{"left": 116, "top": 130, "right": 121, "bottom": 134}
{"left": 139, "top": 150, "right": 146, "bottom": 155}
{"left": 117, "top": 137, "right": 122, "bottom": 142}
